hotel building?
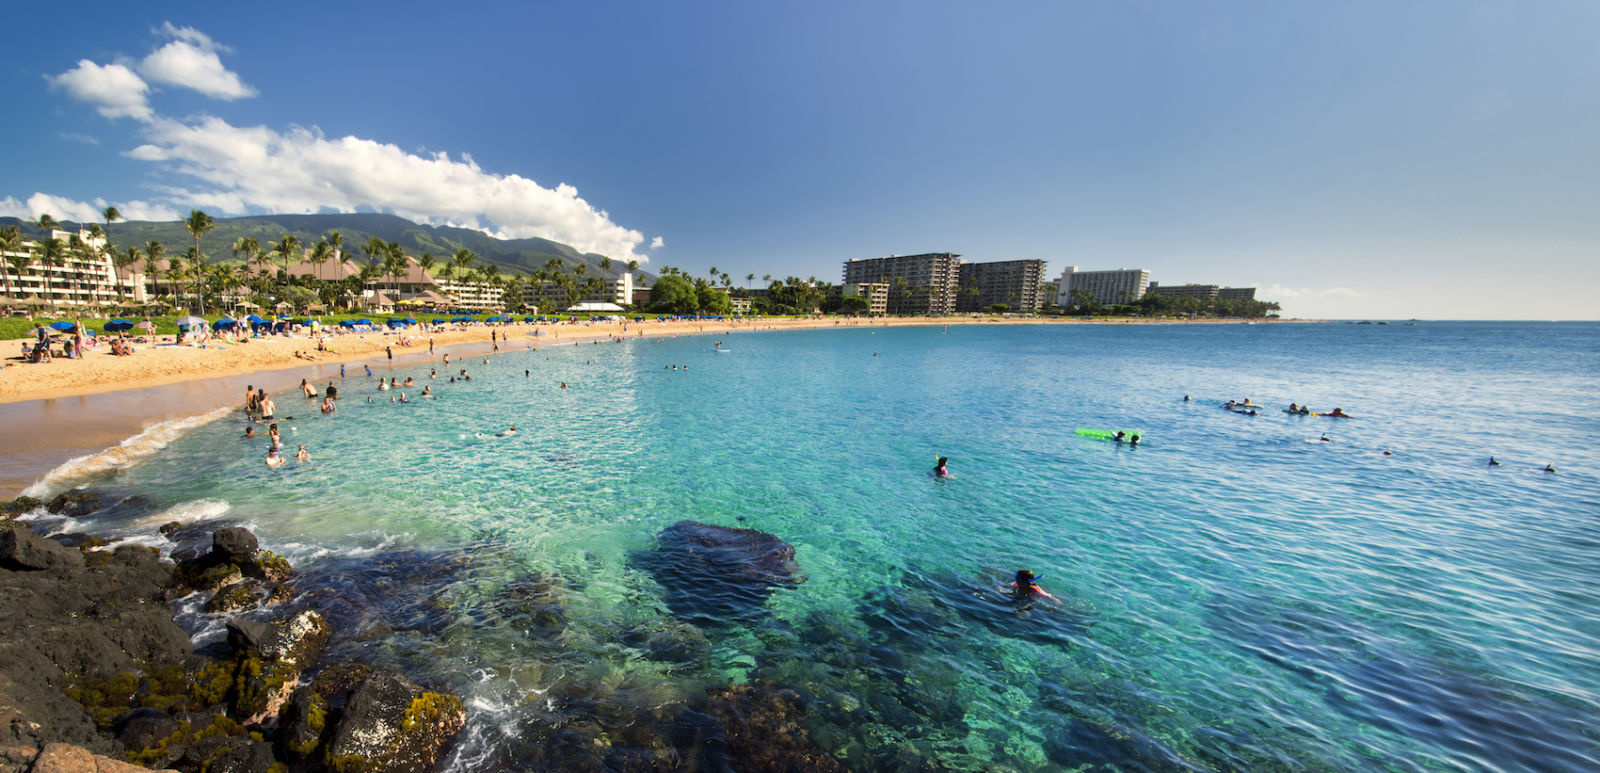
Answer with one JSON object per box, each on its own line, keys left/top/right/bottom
{"left": 1055, "top": 267, "right": 1150, "bottom": 306}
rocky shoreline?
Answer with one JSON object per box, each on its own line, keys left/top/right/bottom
{"left": 0, "top": 495, "right": 853, "bottom": 773}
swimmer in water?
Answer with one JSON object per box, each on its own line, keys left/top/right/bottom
{"left": 1320, "top": 433, "right": 1331, "bottom": 442}
{"left": 265, "top": 447, "right": 285, "bottom": 468}
{"left": 933, "top": 456, "right": 952, "bottom": 478}
{"left": 1544, "top": 464, "right": 1557, "bottom": 473}
{"left": 242, "top": 425, "right": 257, "bottom": 438}
{"left": 1012, "top": 569, "right": 1057, "bottom": 603}
{"left": 1184, "top": 395, "right": 1190, "bottom": 401}
{"left": 1129, "top": 434, "right": 1140, "bottom": 447}
{"left": 422, "top": 385, "right": 432, "bottom": 397}
{"left": 496, "top": 426, "right": 517, "bottom": 438}
{"left": 1488, "top": 457, "right": 1501, "bottom": 466}
{"left": 1113, "top": 431, "right": 1126, "bottom": 443}
{"left": 295, "top": 444, "right": 310, "bottom": 461}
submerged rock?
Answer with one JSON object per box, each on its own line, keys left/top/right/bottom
{"left": 639, "top": 521, "right": 806, "bottom": 626}
{"left": 1, "top": 496, "right": 44, "bottom": 521}
{"left": 46, "top": 490, "right": 112, "bottom": 517}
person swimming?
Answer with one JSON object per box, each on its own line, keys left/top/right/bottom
{"left": 265, "top": 447, "right": 285, "bottom": 468}
{"left": 242, "top": 425, "right": 257, "bottom": 438}
{"left": 1488, "top": 457, "right": 1501, "bottom": 466}
{"left": 496, "top": 425, "right": 517, "bottom": 438}
{"left": 1113, "top": 431, "right": 1126, "bottom": 443}
{"left": 1544, "top": 464, "right": 1557, "bottom": 473}
{"left": 295, "top": 444, "right": 310, "bottom": 461}
{"left": 1129, "top": 434, "right": 1140, "bottom": 447}
{"left": 933, "top": 456, "right": 952, "bottom": 478}
{"left": 1326, "top": 407, "right": 1350, "bottom": 417}
{"left": 1012, "top": 569, "right": 1057, "bottom": 602}
{"left": 1319, "top": 433, "right": 1331, "bottom": 442}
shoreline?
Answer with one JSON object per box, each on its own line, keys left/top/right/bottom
{"left": 0, "top": 316, "right": 1290, "bottom": 496}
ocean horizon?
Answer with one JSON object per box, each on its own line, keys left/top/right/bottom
{"left": 14, "top": 320, "right": 1600, "bottom": 771}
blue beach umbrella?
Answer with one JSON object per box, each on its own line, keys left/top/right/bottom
{"left": 523, "top": 316, "right": 536, "bottom": 322}
{"left": 356, "top": 318, "right": 372, "bottom": 325}
{"left": 103, "top": 319, "right": 134, "bottom": 333}
{"left": 49, "top": 321, "right": 77, "bottom": 331}
{"left": 431, "top": 318, "right": 446, "bottom": 324}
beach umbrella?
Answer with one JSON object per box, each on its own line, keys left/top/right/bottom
{"left": 135, "top": 321, "right": 155, "bottom": 330}
{"left": 431, "top": 318, "right": 446, "bottom": 324}
{"left": 49, "top": 321, "right": 78, "bottom": 331}
{"left": 246, "top": 314, "right": 265, "bottom": 323}
{"left": 176, "top": 315, "right": 206, "bottom": 327}
{"left": 104, "top": 319, "right": 135, "bottom": 332}
{"left": 212, "top": 319, "right": 237, "bottom": 330}
{"left": 356, "top": 318, "right": 372, "bottom": 325}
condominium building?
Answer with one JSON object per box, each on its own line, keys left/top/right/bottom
{"left": 956, "top": 259, "right": 1047, "bottom": 312}
{"left": 842, "top": 253, "right": 960, "bottom": 315}
{"left": 1218, "top": 286, "right": 1257, "bottom": 302}
{"left": 1146, "top": 282, "right": 1219, "bottom": 300}
{"left": 1056, "top": 267, "right": 1150, "bottom": 306}
{"left": 841, "top": 282, "right": 888, "bottom": 315}
{"left": 0, "top": 229, "right": 142, "bottom": 307}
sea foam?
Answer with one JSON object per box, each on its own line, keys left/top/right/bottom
{"left": 21, "top": 407, "right": 232, "bottom": 499}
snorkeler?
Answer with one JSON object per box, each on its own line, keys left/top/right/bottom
{"left": 1012, "top": 570, "right": 1057, "bottom": 602}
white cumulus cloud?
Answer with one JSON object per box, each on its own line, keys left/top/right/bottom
{"left": 126, "top": 116, "right": 653, "bottom": 262}
{"left": 139, "top": 23, "right": 256, "bottom": 100}
{"left": 45, "top": 60, "right": 151, "bottom": 120}
{"left": 31, "top": 24, "right": 656, "bottom": 263}
{"left": 0, "top": 193, "right": 180, "bottom": 225}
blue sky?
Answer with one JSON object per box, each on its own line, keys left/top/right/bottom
{"left": 3, "top": 1, "right": 1596, "bottom": 319}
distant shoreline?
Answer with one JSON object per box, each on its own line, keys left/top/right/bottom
{"left": 0, "top": 315, "right": 1290, "bottom": 497}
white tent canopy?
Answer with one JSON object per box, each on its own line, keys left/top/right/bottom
{"left": 565, "top": 302, "right": 625, "bottom": 312}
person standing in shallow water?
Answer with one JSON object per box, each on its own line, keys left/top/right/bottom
{"left": 933, "top": 457, "right": 953, "bottom": 478}
{"left": 1012, "top": 570, "right": 1058, "bottom": 603}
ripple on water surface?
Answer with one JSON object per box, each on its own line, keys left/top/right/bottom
{"left": 33, "top": 322, "right": 1600, "bottom": 772}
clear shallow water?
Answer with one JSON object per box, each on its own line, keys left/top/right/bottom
{"left": 28, "top": 321, "right": 1600, "bottom": 772}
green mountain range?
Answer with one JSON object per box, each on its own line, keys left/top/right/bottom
{"left": 1, "top": 212, "right": 651, "bottom": 282}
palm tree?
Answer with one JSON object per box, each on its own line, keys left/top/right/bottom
{"left": 309, "top": 241, "right": 332, "bottom": 283}
{"left": 452, "top": 248, "right": 477, "bottom": 279}
{"left": 35, "top": 214, "right": 59, "bottom": 241}
{"left": 102, "top": 206, "right": 121, "bottom": 255}
{"left": 326, "top": 231, "right": 343, "bottom": 263}
{"left": 746, "top": 273, "right": 755, "bottom": 291}
{"left": 67, "top": 234, "right": 95, "bottom": 305}
{"left": 383, "top": 250, "right": 406, "bottom": 299}
{"left": 233, "top": 237, "right": 261, "bottom": 286}
{"left": 183, "top": 245, "right": 205, "bottom": 311}
{"left": 33, "top": 238, "right": 64, "bottom": 308}
{"left": 599, "top": 256, "right": 612, "bottom": 274}
{"left": 184, "top": 209, "right": 214, "bottom": 264}
{"left": 417, "top": 253, "right": 436, "bottom": 282}
{"left": 274, "top": 234, "right": 301, "bottom": 287}
{"left": 0, "top": 225, "right": 23, "bottom": 299}
{"left": 120, "top": 246, "right": 144, "bottom": 303}
{"left": 144, "top": 241, "right": 166, "bottom": 301}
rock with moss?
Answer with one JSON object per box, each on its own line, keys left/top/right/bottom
{"left": 206, "top": 579, "right": 271, "bottom": 615}
{"left": 277, "top": 687, "right": 331, "bottom": 763}
{"left": 323, "top": 667, "right": 464, "bottom": 773}
{"left": 1, "top": 495, "right": 43, "bottom": 521}
{"left": 223, "top": 611, "right": 332, "bottom": 724}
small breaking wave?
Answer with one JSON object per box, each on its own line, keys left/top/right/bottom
{"left": 21, "top": 407, "right": 232, "bottom": 498}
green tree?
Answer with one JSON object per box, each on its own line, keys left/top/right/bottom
{"left": 649, "top": 274, "right": 698, "bottom": 314}
{"left": 144, "top": 241, "right": 166, "bottom": 301}
{"left": 32, "top": 237, "right": 64, "bottom": 307}
{"left": 274, "top": 234, "right": 301, "bottom": 288}
{"left": 0, "top": 225, "right": 23, "bottom": 299}
{"left": 102, "top": 206, "right": 121, "bottom": 256}
{"left": 309, "top": 240, "right": 332, "bottom": 283}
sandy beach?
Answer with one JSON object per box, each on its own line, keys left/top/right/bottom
{"left": 0, "top": 316, "right": 1281, "bottom": 496}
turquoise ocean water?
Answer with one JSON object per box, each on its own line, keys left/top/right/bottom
{"left": 28, "top": 321, "right": 1600, "bottom": 771}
